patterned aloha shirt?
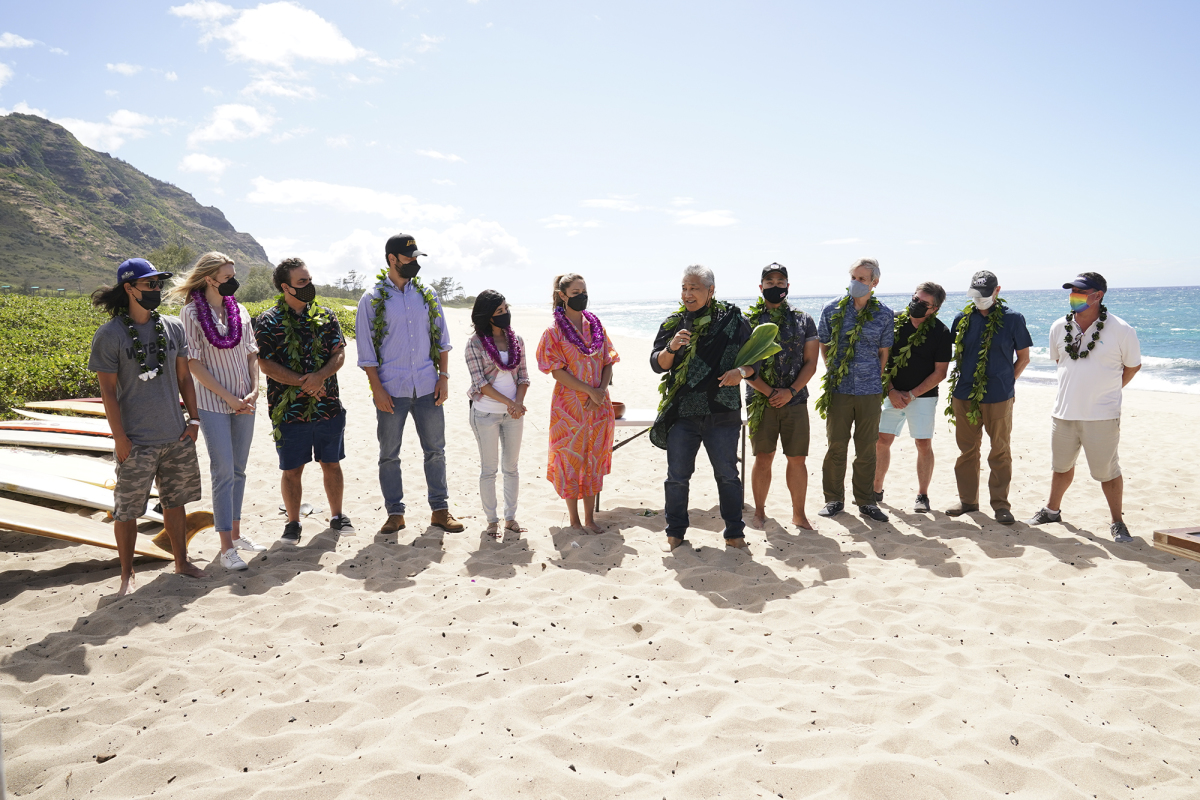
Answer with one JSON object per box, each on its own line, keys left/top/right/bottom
{"left": 255, "top": 303, "right": 345, "bottom": 423}
{"left": 816, "top": 296, "right": 895, "bottom": 396}
{"left": 745, "top": 302, "right": 819, "bottom": 407}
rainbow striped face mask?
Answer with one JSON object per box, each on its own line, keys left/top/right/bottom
{"left": 1069, "top": 291, "right": 1091, "bottom": 313}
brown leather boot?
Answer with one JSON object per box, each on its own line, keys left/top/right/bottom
{"left": 379, "top": 514, "right": 406, "bottom": 534}
{"left": 430, "top": 509, "right": 464, "bottom": 532}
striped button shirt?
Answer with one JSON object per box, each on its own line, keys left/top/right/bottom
{"left": 181, "top": 300, "right": 258, "bottom": 414}
{"left": 355, "top": 276, "right": 452, "bottom": 399}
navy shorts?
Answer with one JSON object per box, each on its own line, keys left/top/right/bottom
{"left": 276, "top": 410, "right": 346, "bottom": 471}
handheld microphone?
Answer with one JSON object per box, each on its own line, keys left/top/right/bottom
{"left": 680, "top": 310, "right": 695, "bottom": 334}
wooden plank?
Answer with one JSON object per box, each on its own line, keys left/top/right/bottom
{"left": 0, "top": 497, "right": 175, "bottom": 559}
{"left": 1153, "top": 528, "right": 1200, "bottom": 556}
{"left": 1152, "top": 540, "right": 1200, "bottom": 564}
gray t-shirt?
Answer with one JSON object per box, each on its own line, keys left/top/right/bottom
{"left": 88, "top": 314, "right": 189, "bottom": 446}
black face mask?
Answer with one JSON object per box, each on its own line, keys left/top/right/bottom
{"left": 763, "top": 286, "right": 788, "bottom": 304}
{"left": 566, "top": 292, "right": 588, "bottom": 312}
{"left": 492, "top": 312, "right": 512, "bottom": 329}
{"left": 218, "top": 277, "right": 240, "bottom": 297}
{"left": 289, "top": 282, "right": 317, "bottom": 304}
{"left": 908, "top": 299, "right": 930, "bottom": 319}
{"left": 399, "top": 260, "right": 421, "bottom": 279}
{"left": 134, "top": 289, "right": 162, "bottom": 311}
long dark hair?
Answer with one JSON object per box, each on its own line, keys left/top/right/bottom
{"left": 471, "top": 290, "right": 506, "bottom": 341}
{"left": 91, "top": 284, "right": 130, "bottom": 317}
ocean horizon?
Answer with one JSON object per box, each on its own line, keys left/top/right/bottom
{"left": 519, "top": 286, "right": 1200, "bottom": 396}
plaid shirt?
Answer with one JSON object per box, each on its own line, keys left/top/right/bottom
{"left": 465, "top": 332, "right": 530, "bottom": 402}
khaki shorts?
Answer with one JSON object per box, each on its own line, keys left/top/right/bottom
{"left": 751, "top": 402, "right": 810, "bottom": 457}
{"left": 114, "top": 438, "right": 202, "bottom": 521}
{"left": 1051, "top": 417, "right": 1121, "bottom": 482}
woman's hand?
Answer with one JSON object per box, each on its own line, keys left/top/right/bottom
{"left": 507, "top": 401, "right": 526, "bottom": 419}
{"left": 225, "top": 393, "right": 253, "bottom": 414}
{"left": 583, "top": 386, "right": 606, "bottom": 409}
{"left": 238, "top": 390, "right": 259, "bottom": 414}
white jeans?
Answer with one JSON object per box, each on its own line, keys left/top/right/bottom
{"left": 469, "top": 407, "right": 524, "bottom": 523}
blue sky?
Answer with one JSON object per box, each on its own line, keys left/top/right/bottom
{"left": 1, "top": 1, "right": 1197, "bottom": 302}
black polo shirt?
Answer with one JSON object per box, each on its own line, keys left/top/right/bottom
{"left": 887, "top": 317, "right": 953, "bottom": 398}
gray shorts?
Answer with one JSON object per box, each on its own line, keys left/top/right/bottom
{"left": 1050, "top": 418, "right": 1121, "bottom": 482}
{"left": 114, "top": 438, "right": 202, "bottom": 521}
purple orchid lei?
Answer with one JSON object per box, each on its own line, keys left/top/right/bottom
{"left": 479, "top": 325, "right": 522, "bottom": 371}
{"left": 191, "top": 289, "right": 243, "bottom": 349}
{"left": 554, "top": 306, "right": 605, "bottom": 355}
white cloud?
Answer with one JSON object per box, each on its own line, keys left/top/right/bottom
{"left": 821, "top": 237, "right": 862, "bottom": 245}
{"left": 0, "top": 64, "right": 12, "bottom": 89}
{"left": 670, "top": 197, "right": 694, "bottom": 206}
{"left": 270, "top": 125, "right": 312, "bottom": 143}
{"left": 582, "top": 197, "right": 643, "bottom": 212}
{"left": 187, "top": 103, "right": 274, "bottom": 146}
{"left": 672, "top": 209, "right": 738, "bottom": 227}
{"left": 415, "top": 34, "right": 443, "bottom": 53}
{"left": 166, "top": 71, "right": 179, "bottom": 81}
{"left": 242, "top": 71, "right": 316, "bottom": 99}
{"left": 50, "top": 47, "right": 67, "bottom": 55}
{"left": 172, "top": 1, "right": 362, "bottom": 67}
{"left": 179, "top": 152, "right": 231, "bottom": 178}
{"left": 326, "top": 135, "right": 349, "bottom": 148}
{"left": 0, "top": 101, "right": 48, "bottom": 117}
{"left": 104, "top": 89, "right": 119, "bottom": 97}
{"left": 416, "top": 149, "right": 465, "bottom": 163}
{"left": 106, "top": 62, "right": 142, "bottom": 77}
{"left": 53, "top": 109, "right": 162, "bottom": 152}
{"left": 246, "top": 177, "right": 461, "bottom": 225}
{"left": 431, "top": 178, "right": 455, "bottom": 186}
{"left": 0, "top": 33, "right": 35, "bottom": 49}
{"left": 256, "top": 235, "right": 299, "bottom": 263}
{"left": 539, "top": 214, "right": 600, "bottom": 233}
{"left": 202, "top": 85, "right": 222, "bottom": 96}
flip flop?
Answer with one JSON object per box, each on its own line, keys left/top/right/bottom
{"left": 278, "top": 502, "right": 318, "bottom": 517}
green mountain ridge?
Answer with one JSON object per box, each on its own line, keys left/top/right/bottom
{"left": 0, "top": 113, "right": 271, "bottom": 291}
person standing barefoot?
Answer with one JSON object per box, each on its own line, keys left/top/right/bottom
{"left": 90, "top": 258, "right": 207, "bottom": 596}
{"left": 536, "top": 274, "right": 618, "bottom": 533}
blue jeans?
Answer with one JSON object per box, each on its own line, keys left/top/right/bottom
{"left": 469, "top": 407, "right": 524, "bottom": 523}
{"left": 664, "top": 414, "right": 744, "bottom": 540}
{"left": 377, "top": 392, "right": 448, "bottom": 515}
{"left": 198, "top": 409, "right": 256, "bottom": 533}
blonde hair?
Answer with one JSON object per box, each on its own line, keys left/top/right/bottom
{"left": 551, "top": 272, "right": 584, "bottom": 308}
{"left": 169, "top": 251, "right": 235, "bottom": 304}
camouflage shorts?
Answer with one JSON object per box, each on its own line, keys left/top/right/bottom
{"left": 114, "top": 438, "right": 202, "bottom": 521}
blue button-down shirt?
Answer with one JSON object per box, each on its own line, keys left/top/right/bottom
{"left": 355, "top": 276, "right": 452, "bottom": 399}
{"left": 817, "top": 296, "right": 895, "bottom": 396}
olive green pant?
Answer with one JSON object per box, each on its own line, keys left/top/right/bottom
{"left": 822, "top": 393, "right": 881, "bottom": 506}
{"left": 952, "top": 397, "right": 1014, "bottom": 511}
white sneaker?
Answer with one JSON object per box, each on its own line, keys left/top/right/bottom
{"left": 220, "top": 548, "right": 248, "bottom": 571}
{"left": 231, "top": 535, "right": 267, "bottom": 552}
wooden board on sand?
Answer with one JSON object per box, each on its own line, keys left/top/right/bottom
{"left": 23, "top": 400, "right": 109, "bottom": 417}
{"left": 1152, "top": 527, "right": 1200, "bottom": 563}
{"left": 0, "top": 430, "right": 115, "bottom": 453}
{"left": 0, "top": 465, "right": 163, "bottom": 521}
{"left": 13, "top": 409, "right": 113, "bottom": 434}
{"left": 0, "top": 497, "right": 214, "bottom": 560}
{"left": 0, "top": 420, "right": 112, "bottom": 437}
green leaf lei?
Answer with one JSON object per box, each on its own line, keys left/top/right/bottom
{"left": 814, "top": 294, "right": 879, "bottom": 420}
{"left": 744, "top": 297, "right": 789, "bottom": 434}
{"left": 944, "top": 298, "right": 1006, "bottom": 426}
{"left": 655, "top": 300, "right": 721, "bottom": 418}
{"left": 881, "top": 308, "right": 937, "bottom": 398}
{"left": 119, "top": 310, "right": 168, "bottom": 381}
{"left": 371, "top": 267, "right": 442, "bottom": 367}
{"left": 270, "top": 294, "right": 332, "bottom": 441}
{"left": 1063, "top": 304, "right": 1106, "bottom": 359}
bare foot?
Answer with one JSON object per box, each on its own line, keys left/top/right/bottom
{"left": 662, "top": 536, "right": 686, "bottom": 552}
{"left": 748, "top": 512, "right": 767, "bottom": 530}
{"left": 116, "top": 573, "right": 137, "bottom": 597}
{"left": 793, "top": 514, "right": 816, "bottom": 531}
{"left": 725, "top": 538, "right": 750, "bottom": 549}
{"left": 583, "top": 521, "right": 605, "bottom": 534}
{"left": 175, "top": 561, "right": 206, "bottom": 579}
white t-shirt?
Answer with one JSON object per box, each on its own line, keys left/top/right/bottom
{"left": 1048, "top": 311, "right": 1140, "bottom": 420}
{"left": 474, "top": 349, "right": 518, "bottom": 414}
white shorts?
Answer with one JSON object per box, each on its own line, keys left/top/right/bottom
{"left": 1051, "top": 417, "right": 1121, "bottom": 481}
{"left": 879, "top": 395, "right": 938, "bottom": 440}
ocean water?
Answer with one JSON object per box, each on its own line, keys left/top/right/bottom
{"left": 587, "top": 286, "right": 1200, "bottom": 395}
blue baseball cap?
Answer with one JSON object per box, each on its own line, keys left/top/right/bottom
{"left": 116, "top": 258, "right": 173, "bottom": 286}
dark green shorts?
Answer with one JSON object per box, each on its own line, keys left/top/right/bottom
{"left": 751, "top": 402, "right": 810, "bottom": 457}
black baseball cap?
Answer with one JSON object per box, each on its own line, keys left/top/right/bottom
{"left": 1063, "top": 272, "right": 1107, "bottom": 292}
{"left": 968, "top": 270, "right": 998, "bottom": 296}
{"left": 385, "top": 234, "right": 427, "bottom": 259}
{"left": 761, "top": 262, "right": 788, "bottom": 281}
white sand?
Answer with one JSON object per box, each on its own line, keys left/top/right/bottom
{"left": 3, "top": 305, "right": 1200, "bottom": 799}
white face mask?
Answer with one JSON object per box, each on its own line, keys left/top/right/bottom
{"left": 969, "top": 289, "right": 996, "bottom": 310}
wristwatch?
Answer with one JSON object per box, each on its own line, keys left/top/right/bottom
{"left": 788, "top": 386, "right": 798, "bottom": 397}
{"left": 738, "top": 366, "right": 752, "bottom": 378}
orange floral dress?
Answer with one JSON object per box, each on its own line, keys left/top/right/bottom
{"left": 536, "top": 315, "right": 620, "bottom": 499}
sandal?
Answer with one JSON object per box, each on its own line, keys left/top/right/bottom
{"left": 484, "top": 521, "right": 500, "bottom": 540}
{"left": 504, "top": 520, "right": 527, "bottom": 534}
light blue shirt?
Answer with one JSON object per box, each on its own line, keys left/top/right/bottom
{"left": 356, "top": 276, "right": 452, "bottom": 399}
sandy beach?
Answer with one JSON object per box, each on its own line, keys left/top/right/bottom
{"left": 2, "top": 303, "right": 1199, "bottom": 799}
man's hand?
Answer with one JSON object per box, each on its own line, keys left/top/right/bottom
{"left": 372, "top": 385, "right": 394, "bottom": 414}
{"left": 718, "top": 368, "right": 744, "bottom": 387}
{"left": 299, "top": 372, "right": 324, "bottom": 396}
{"left": 669, "top": 329, "right": 692, "bottom": 352}
{"left": 114, "top": 433, "right": 132, "bottom": 463}
{"left": 434, "top": 375, "right": 449, "bottom": 406}
{"left": 180, "top": 423, "right": 199, "bottom": 444}
{"left": 888, "top": 388, "right": 910, "bottom": 410}
{"left": 768, "top": 387, "right": 791, "bottom": 408}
